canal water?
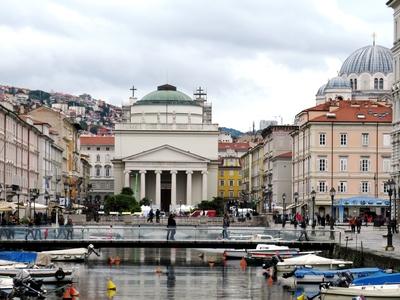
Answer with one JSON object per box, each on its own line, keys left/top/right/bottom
{"left": 49, "top": 248, "right": 294, "bottom": 300}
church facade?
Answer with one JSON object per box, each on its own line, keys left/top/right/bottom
{"left": 113, "top": 84, "right": 219, "bottom": 212}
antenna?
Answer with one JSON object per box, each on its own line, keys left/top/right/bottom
{"left": 372, "top": 32, "right": 376, "bottom": 46}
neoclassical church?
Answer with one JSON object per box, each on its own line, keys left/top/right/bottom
{"left": 113, "top": 84, "right": 219, "bottom": 212}
{"left": 316, "top": 42, "right": 394, "bottom": 104}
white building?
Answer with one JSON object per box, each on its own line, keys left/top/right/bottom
{"left": 218, "top": 132, "right": 233, "bottom": 143}
{"left": 112, "top": 84, "right": 219, "bottom": 212}
{"left": 316, "top": 42, "right": 393, "bottom": 104}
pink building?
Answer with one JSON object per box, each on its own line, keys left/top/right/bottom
{"left": 292, "top": 99, "right": 392, "bottom": 221}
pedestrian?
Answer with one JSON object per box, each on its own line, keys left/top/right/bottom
{"left": 321, "top": 215, "right": 326, "bottom": 227}
{"left": 65, "top": 217, "right": 73, "bottom": 240}
{"left": 25, "top": 218, "right": 35, "bottom": 241}
{"left": 34, "top": 214, "right": 42, "bottom": 240}
{"left": 56, "top": 215, "right": 66, "bottom": 239}
{"left": 356, "top": 216, "right": 362, "bottom": 234}
{"left": 282, "top": 215, "right": 286, "bottom": 228}
{"left": 166, "top": 214, "right": 176, "bottom": 240}
{"left": 391, "top": 219, "right": 398, "bottom": 234}
{"left": 350, "top": 216, "right": 356, "bottom": 233}
{"left": 298, "top": 218, "right": 309, "bottom": 241}
{"left": 155, "top": 209, "right": 161, "bottom": 223}
{"left": 147, "top": 209, "right": 154, "bottom": 223}
{"left": 293, "top": 217, "right": 298, "bottom": 229}
{"left": 222, "top": 213, "right": 230, "bottom": 239}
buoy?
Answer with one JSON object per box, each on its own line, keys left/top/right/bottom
{"left": 240, "top": 257, "right": 247, "bottom": 270}
{"left": 69, "top": 286, "right": 80, "bottom": 297}
{"left": 62, "top": 287, "right": 72, "bottom": 300}
{"left": 107, "top": 289, "right": 116, "bottom": 299}
{"left": 107, "top": 279, "right": 117, "bottom": 291}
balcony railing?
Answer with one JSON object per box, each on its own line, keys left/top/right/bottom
{"left": 115, "top": 123, "right": 219, "bottom": 131}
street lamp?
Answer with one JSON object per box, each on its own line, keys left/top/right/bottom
{"left": 282, "top": 193, "right": 286, "bottom": 227}
{"left": 311, "top": 189, "right": 316, "bottom": 235}
{"left": 386, "top": 179, "right": 395, "bottom": 251}
{"left": 268, "top": 184, "right": 272, "bottom": 213}
{"left": 293, "top": 192, "right": 299, "bottom": 215}
{"left": 329, "top": 187, "right": 336, "bottom": 240}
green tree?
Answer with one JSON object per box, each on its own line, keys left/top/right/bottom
{"left": 121, "top": 187, "right": 133, "bottom": 196}
{"left": 104, "top": 188, "right": 140, "bottom": 213}
{"left": 197, "top": 197, "right": 225, "bottom": 216}
{"left": 139, "top": 197, "right": 151, "bottom": 206}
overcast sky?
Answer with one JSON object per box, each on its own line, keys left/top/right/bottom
{"left": 0, "top": 0, "right": 393, "bottom": 131}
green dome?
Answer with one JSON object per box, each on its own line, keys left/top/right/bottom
{"left": 139, "top": 84, "right": 193, "bottom": 103}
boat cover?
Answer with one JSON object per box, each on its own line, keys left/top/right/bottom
{"left": 294, "top": 267, "right": 382, "bottom": 279}
{"left": 0, "top": 251, "right": 37, "bottom": 263}
{"left": 352, "top": 272, "right": 400, "bottom": 286}
{"left": 278, "top": 254, "right": 353, "bottom": 266}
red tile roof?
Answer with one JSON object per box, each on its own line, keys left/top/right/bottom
{"left": 218, "top": 142, "right": 250, "bottom": 151}
{"left": 303, "top": 100, "right": 391, "bottom": 123}
{"left": 80, "top": 135, "right": 115, "bottom": 145}
{"left": 274, "top": 151, "right": 292, "bottom": 159}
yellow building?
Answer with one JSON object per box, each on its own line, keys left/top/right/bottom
{"left": 218, "top": 156, "right": 242, "bottom": 200}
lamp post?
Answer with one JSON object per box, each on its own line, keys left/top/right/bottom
{"left": 311, "top": 189, "right": 316, "bottom": 236}
{"left": 268, "top": 184, "right": 272, "bottom": 213}
{"left": 16, "top": 189, "right": 20, "bottom": 222}
{"left": 386, "top": 179, "right": 395, "bottom": 251}
{"left": 329, "top": 187, "right": 336, "bottom": 240}
{"left": 293, "top": 192, "right": 299, "bottom": 215}
{"left": 282, "top": 193, "right": 286, "bottom": 227}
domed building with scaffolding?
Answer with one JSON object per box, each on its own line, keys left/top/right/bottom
{"left": 316, "top": 40, "right": 394, "bottom": 104}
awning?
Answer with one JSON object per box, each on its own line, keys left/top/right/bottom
{"left": 0, "top": 201, "right": 16, "bottom": 212}
{"left": 335, "top": 196, "right": 390, "bottom": 207}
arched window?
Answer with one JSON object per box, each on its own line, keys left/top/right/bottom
{"left": 354, "top": 79, "right": 357, "bottom": 90}
{"left": 95, "top": 165, "right": 101, "bottom": 177}
{"left": 96, "top": 154, "right": 100, "bottom": 162}
{"left": 379, "top": 78, "right": 384, "bottom": 90}
{"left": 350, "top": 79, "right": 353, "bottom": 89}
{"left": 374, "top": 78, "right": 378, "bottom": 89}
{"left": 105, "top": 165, "right": 111, "bottom": 177}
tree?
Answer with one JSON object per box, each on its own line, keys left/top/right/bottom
{"left": 104, "top": 188, "right": 140, "bottom": 213}
{"left": 139, "top": 197, "right": 151, "bottom": 206}
{"left": 197, "top": 197, "right": 225, "bottom": 216}
{"left": 121, "top": 187, "right": 133, "bottom": 196}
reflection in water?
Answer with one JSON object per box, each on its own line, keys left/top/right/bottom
{"left": 45, "top": 248, "right": 293, "bottom": 300}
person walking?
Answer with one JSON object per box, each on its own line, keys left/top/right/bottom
{"left": 155, "top": 209, "right": 161, "bottom": 223}
{"left": 34, "top": 214, "right": 42, "bottom": 240}
{"left": 56, "top": 215, "right": 66, "bottom": 239}
{"left": 25, "top": 218, "right": 35, "bottom": 241}
{"left": 65, "top": 217, "right": 74, "bottom": 240}
{"left": 298, "top": 218, "right": 309, "bottom": 241}
{"left": 356, "top": 216, "right": 362, "bottom": 234}
{"left": 166, "top": 214, "right": 176, "bottom": 240}
{"left": 350, "top": 216, "right": 356, "bottom": 233}
{"left": 147, "top": 209, "right": 154, "bottom": 223}
{"left": 222, "top": 213, "right": 230, "bottom": 239}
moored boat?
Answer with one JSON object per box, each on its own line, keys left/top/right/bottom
{"left": 0, "top": 265, "right": 74, "bottom": 283}
{"left": 223, "top": 244, "right": 292, "bottom": 260}
{"left": 320, "top": 284, "right": 400, "bottom": 300}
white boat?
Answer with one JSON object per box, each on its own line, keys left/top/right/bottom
{"left": 228, "top": 234, "right": 282, "bottom": 242}
{"left": 320, "top": 284, "right": 400, "bottom": 300}
{"left": 41, "top": 245, "right": 99, "bottom": 262}
{"left": 0, "top": 265, "right": 74, "bottom": 283}
{"left": 276, "top": 254, "right": 353, "bottom": 277}
{"left": 224, "top": 244, "right": 292, "bottom": 259}
{"left": 0, "top": 276, "right": 13, "bottom": 292}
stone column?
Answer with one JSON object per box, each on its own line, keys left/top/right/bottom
{"left": 202, "top": 170, "right": 208, "bottom": 201}
{"left": 155, "top": 170, "right": 162, "bottom": 209}
{"left": 186, "top": 170, "right": 193, "bottom": 206}
{"left": 124, "top": 170, "right": 130, "bottom": 187}
{"left": 139, "top": 170, "right": 146, "bottom": 200}
{"left": 171, "top": 170, "right": 177, "bottom": 209}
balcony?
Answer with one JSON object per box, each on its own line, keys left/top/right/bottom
{"left": 115, "top": 123, "right": 219, "bottom": 131}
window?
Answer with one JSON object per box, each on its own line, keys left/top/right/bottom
{"left": 361, "top": 181, "right": 370, "bottom": 193}
{"left": 87, "top": 147, "right": 91, "bottom": 150}
{"left": 96, "top": 154, "right": 100, "bottom": 162}
{"left": 95, "top": 166, "right": 101, "bottom": 177}
{"left": 105, "top": 166, "right": 111, "bottom": 177}
{"left": 96, "top": 147, "right": 100, "bottom": 151}
{"left": 106, "top": 147, "right": 110, "bottom": 151}
{"left": 219, "top": 191, "right": 224, "bottom": 197}
{"left": 229, "top": 170, "right": 234, "bottom": 176}
{"left": 220, "top": 170, "right": 224, "bottom": 176}
{"left": 318, "top": 181, "right": 327, "bottom": 192}
{"left": 383, "top": 134, "right": 391, "bottom": 147}
{"left": 384, "top": 183, "right": 389, "bottom": 194}
{"left": 338, "top": 181, "right": 347, "bottom": 193}
{"left": 360, "top": 157, "right": 370, "bottom": 172}
{"left": 238, "top": 180, "right": 242, "bottom": 186}
{"left": 339, "top": 157, "right": 348, "bottom": 172}
{"left": 362, "top": 133, "right": 369, "bottom": 146}
{"left": 220, "top": 180, "right": 225, "bottom": 186}
{"left": 318, "top": 157, "right": 327, "bottom": 172}
{"left": 340, "top": 133, "right": 347, "bottom": 146}
{"left": 350, "top": 79, "right": 353, "bottom": 89}
{"left": 229, "top": 191, "right": 234, "bottom": 198}
{"left": 319, "top": 133, "right": 326, "bottom": 146}
{"left": 105, "top": 154, "right": 110, "bottom": 163}
{"left": 229, "top": 180, "right": 234, "bottom": 187}
{"left": 383, "top": 158, "right": 391, "bottom": 172}
{"left": 374, "top": 78, "right": 379, "bottom": 89}
{"left": 379, "top": 78, "right": 384, "bottom": 90}
{"left": 354, "top": 79, "right": 357, "bottom": 90}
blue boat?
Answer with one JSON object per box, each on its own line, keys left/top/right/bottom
{"left": 0, "top": 251, "right": 38, "bottom": 264}
{"left": 352, "top": 272, "right": 400, "bottom": 286}
{"left": 292, "top": 267, "right": 383, "bottom": 284}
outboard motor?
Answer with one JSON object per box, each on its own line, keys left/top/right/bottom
{"left": 12, "top": 270, "right": 45, "bottom": 299}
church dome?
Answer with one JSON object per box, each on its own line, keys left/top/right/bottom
{"left": 140, "top": 84, "right": 193, "bottom": 103}
{"left": 325, "top": 77, "right": 351, "bottom": 89}
{"left": 316, "top": 83, "right": 326, "bottom": 96}
{"left": 339, "top": 44, "right": 393, "bottom": 76}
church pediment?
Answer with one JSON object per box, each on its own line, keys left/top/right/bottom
{"left": 122, "top": 144, "right": 210, "bottom": 163}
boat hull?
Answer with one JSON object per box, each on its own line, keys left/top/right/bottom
{"left": 320, "top": 285, "right": 400, "bottom": 300}
{"left": 0, "top": 268, "right": 74, "bottom": 283}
